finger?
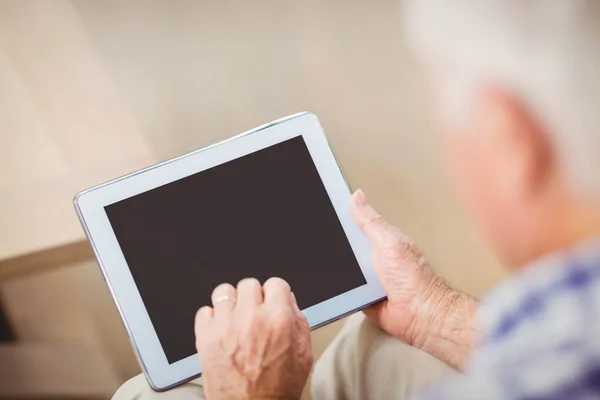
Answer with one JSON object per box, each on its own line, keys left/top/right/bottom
{"left": 237, "top": 278, "right": 263, "bottom": 307}
{"left": 211, "top": 283, "right": 237, "bottom": 314}
{"left": 290, "top": 292, "right": 302, "bottom": 314}
{"left": 263, "top": 277, "right": 292, "bottom": 305}
{"left": 291, "top": 292, "right": 308, "bottom": 322}
{"left": 291, "top": 292, "right": 299, "bottom": 308}
{"left": 195, "top": 305, "right": 214, "bottom": 326}
{"left": 351, "top": 190, "right": 407, "bottom": 250}
{"left": 362, "top": 301, "right": 383, "bottom": 323}
{"left": 194, "top": 306, "right": 213, "bottom": 348}
{"left": 362, "top": 301, "right": 394, "bottom": 334}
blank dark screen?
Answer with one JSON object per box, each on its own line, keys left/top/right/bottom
{"left": 105, "top": 136, "right": 367, "bottom": 364}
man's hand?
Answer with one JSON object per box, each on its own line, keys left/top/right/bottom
{"left": 352, "top": 190, "right": 477, "bottom": 369}
{"left": 195, "top": 278, "right": 313, "bottom": 400}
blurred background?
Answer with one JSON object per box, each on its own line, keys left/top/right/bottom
{"left": 0, "top": 1, "right": 505, "bottom": 398}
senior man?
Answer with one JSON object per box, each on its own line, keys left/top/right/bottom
{"left": 116, "top": 1, "right": 600, "bottom": 399}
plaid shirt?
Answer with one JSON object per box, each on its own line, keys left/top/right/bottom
{"left": 416, "top": 238, "right": 600, "bottom": 400}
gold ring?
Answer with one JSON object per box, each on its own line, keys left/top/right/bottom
{"left": 214, "top": 295, "right": 236, "bottom": 305}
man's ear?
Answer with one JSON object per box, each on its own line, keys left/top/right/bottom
{"left": 475, "top": 88, "right": 554, "bottom": 198}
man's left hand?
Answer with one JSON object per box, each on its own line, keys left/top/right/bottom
{"left": 195, "top": 277, "right": 313, "bottom": 400}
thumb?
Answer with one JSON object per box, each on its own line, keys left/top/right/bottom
{"left": 363, "top": 300, "right": 385, "bottom": 323}
{"left": 363, "top": 300, "right": 396, "bottom": 334}
{"left": 351, "top": 190, "right": 401, "bottom": 249}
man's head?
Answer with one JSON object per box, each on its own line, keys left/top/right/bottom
{"left": 404, "top": 0, "right": 600, "bottom": 266}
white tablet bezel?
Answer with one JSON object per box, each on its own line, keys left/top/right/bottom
{"left": 74, "top": 112, "right": 386, "bottom": 391}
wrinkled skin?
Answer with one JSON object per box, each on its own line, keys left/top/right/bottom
{"left": 195, "top": 277, "right": 313, "bottom": 400}
{"left": 195, "top": 190, "right": 465, "bottom": 399}
{"left": 351, "top": 189, "right": 451, "bottom": 348}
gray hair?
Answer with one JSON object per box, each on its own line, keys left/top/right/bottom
{"left": 404, "top": 0, "right": 600, "bottom": 197}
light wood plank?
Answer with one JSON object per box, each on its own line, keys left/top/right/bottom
{"left": 0, "top": 257, "right": 140, "bottom": 381}
{"left": 0, "top": 342, "right": 119, "bottom": 397}
{"left": 0, "top": 242, "right": 91, "bottom": 283}
{"left": 67, "top": 259, "right": 141, "bottom": 381}
{"left": 0, "top": 0, "right": 155, "bottom": 262}
{"left": 1, "top": 264, "right": 96, "bottom": 343}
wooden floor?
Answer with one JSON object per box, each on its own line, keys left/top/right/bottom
{"left": 0, "top": 1, "right": 506, "bottom": 398}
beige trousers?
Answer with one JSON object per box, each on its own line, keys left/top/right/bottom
{"left": 113, "top": 314, "right": 455, "bottom": 400}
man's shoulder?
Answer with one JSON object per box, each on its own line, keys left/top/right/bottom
{"left": 415, "top": 241, "right": 600, "bottom": 399}
{"left": 414, "top": 327, "right": 600, "bottom": 400}
{"left": 415, "top": 347, "right": 600, "bottom": 400}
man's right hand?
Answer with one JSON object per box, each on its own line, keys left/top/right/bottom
{"left": 351, "top": 190, "right": 478, "bottom": 369}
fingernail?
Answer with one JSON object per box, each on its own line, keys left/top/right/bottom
{"left": 354, "top": 189, "right": 367, "bottom": 208}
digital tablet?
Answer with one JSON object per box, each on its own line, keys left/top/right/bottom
{"left": 74, "top": 112, "right": 386, "bottom": 391}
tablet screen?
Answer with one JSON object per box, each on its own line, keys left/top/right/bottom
{"left": 105, "top": 135, "right": 367, "bottom": 364}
